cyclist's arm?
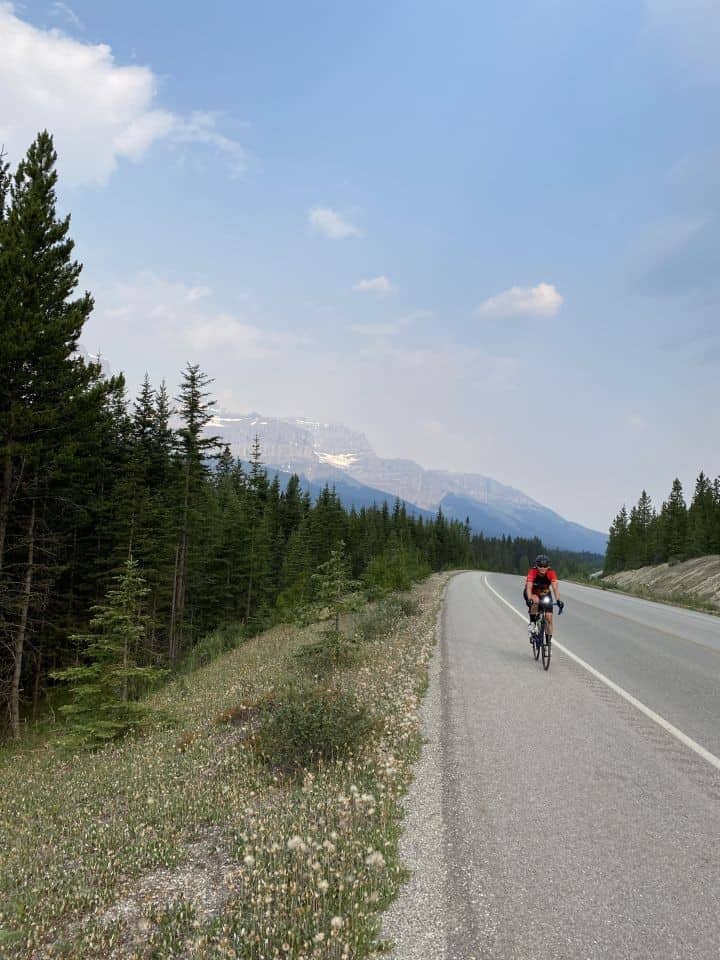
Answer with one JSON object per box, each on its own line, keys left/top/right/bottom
{"left": 551, "top": 578, "right": 561, "bottom": 602}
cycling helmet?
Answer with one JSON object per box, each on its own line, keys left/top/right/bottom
{"left": 534, "top": 554, "right": 551, "bottom": 567}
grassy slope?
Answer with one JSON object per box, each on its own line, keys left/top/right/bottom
{"left": 0, "top": 576, "right": 448, "bottom": 960}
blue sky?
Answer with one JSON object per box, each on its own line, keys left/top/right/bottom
{"left": 1, "top": 1, "right": 719, "bottom": 532}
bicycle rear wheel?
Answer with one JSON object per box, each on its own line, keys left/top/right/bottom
{"left": 542, "top": 635, "right": 551, "bottom": 671}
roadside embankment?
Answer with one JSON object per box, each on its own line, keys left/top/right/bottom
{"left": 601, "top": 555, "right": 720, "bottom": 613}
{"left": 0, "top": 575, "right": 449, "bottom": 960}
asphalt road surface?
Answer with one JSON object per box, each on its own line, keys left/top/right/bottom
{"left": 383, "top": 572, "right": 720, "bottom": 960}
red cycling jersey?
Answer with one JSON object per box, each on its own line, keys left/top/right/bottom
{"left": 526, "top": 567, "right": 558, "bottom": 594}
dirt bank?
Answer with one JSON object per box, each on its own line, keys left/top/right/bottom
{"left": 601, "top": 555, "right": 720, "bottom": 613}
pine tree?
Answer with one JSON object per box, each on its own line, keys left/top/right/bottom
{"left": 52, "top": 559, "right": 166, "bottom": 747}
{"left": 168, "top": 364, "right": 220, "bottom": 662}
{"left": 310, "top": 540, "right": 362, "bottom": 632}
{"left": 0, "top": 133, "right": 105, "bottom": 737}
{"left": 687, "top": 472, "right": 713, "bottom": 557}
{"left": 604, "top": 506, "right": 629, "bottom": 573}
{"left": 661, "top": 478, "right": 687, "bottom": 561}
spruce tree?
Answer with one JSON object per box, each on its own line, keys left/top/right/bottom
{"left": 0, "top": 132, "right": 104, "bottom": 737}
{"left": 310, "top": 540, "right": 362, "bottom": 632}
{"left": 168, "top": 364, "right": 220, "bottom": 662}
{"left": 52, "top": 559, "right": 166, "bottom": 747}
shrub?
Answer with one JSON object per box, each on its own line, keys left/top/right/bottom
{"left": 182, "top": 623, "right": 244, "bottom": 672}
{"left": 396, "top": 595, "right": 420, "bottom": 617}
{"left": 354, "top": 594, "right": 418, "bottom": 642}
{"left": 252, "top": 683, "right": 376, "bottom": 769}
{"left": 362, "top": 543, "right": 431, "bottom": 596}
{"left": 293, "top": 629, "right": 361, "bottom": 676}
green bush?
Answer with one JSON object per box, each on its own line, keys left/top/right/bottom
{"left": 293, "top": 629, "right": 361, "bottom": 676}
{"left": 362, "top": 543, "right": 431, "bottom": 597}
{"left": 181, "top": 623, "right": 244, "bottom": 672}
{"left": 396, "top": 595, "right": 420, "bottom": 617}
{"left": 354, "top": 594, "right": 419, "bottom": 642}
{"left": 253, "top": 683, "right": 376, "bottom": 769}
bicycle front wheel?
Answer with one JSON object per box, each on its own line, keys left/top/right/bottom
{"left": 532, "top": 624, "right": 541, "bottom": 660}
{"left": 542, "top": 636, "right": 551, "bottom": 671}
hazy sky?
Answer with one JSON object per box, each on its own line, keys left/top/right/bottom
{"left": 2, "top": 1, "right": 719, "bottom": 532}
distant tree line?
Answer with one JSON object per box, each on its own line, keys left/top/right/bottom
{"left": 604, "top": 473, "right": 720, "bottom": 574}
{"left": 0, "top": 132, "right": 599, "bottom": 741}
{"left": 470, "top": 533, "right": 603, "bottom": 579}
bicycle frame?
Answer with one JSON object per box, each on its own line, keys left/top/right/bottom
{"left": 531, "top": 595, "right": 560, "bottom": 670}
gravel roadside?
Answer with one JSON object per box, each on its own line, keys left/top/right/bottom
{"left": 381, "top": 581, "right": 450, "bottom": 959}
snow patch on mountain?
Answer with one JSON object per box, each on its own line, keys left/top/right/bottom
{"left": 317, "top": 452, "right": 359, "bottom": 469}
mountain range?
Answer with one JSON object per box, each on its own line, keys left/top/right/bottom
{"left": 208, "top": 411, "right": 607, "bottom": 554}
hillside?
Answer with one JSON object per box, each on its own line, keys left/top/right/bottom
{"left": 0, "top": 579, "right": 446, "bottom": 958}
{"left": 601, "top": 555, "right": 720, "bottom": 613}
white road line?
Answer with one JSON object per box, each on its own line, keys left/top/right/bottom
{"left": 483, "top": 574, "right": 720, "bottom": 773}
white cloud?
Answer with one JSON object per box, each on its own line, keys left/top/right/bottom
{"left": 308, "top": 206, "right": 361, "bottom": 239}
{"left": 644, "top": 1, "right": 720, "bottom": 82}
{"left": 185, "top": 314, "right": 275, "bottom": 354}
{"left": 186, "top": 285, "right": 213, "bottom": 302}
{"left": 476, "top": 282, "right": 564, "bottom": 318}
{"left": 0, "top": 5, "right": 246, "bottom": 185}
{"left": 352, "top": 275, "right": 396, "bottom": 297}
{"left": 628, "top": 414, "right": 648, "bottom": 430}
{"left": 89, "top": 272, "right": 292, "bottom": 364}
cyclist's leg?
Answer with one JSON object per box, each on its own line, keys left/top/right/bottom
{"left": 529, "top": 593, "right": 540, "bottom": 621}
{"left": 545, "top": 610, "right": 553, "bottom": 638}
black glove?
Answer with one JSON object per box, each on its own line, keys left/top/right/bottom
{"left": 557, "top": 600, "right": 565, "bottom": 614}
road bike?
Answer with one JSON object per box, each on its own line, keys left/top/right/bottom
{"left": 529, "top": 595, "right": 561, "bottom": 671}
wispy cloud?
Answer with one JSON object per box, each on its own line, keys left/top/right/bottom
{"left": 308, "top": 206, "right": 361, "bottom": 239}
{"left": 173, "top": 112, "right": 248, "bottom": 177}
{"left": 50, "top": 1, "right": 83, "bottom": 30}
{"left": 351, "top": 310, "right": 430, "bottom": 337}
{"left": 91, "top": 272, "right": 295, "bottom": 361}
{"left": 0, "top": 5, "right": 246, "bottom": 185}
{"left": 476, "top": 282, "right": 563, "bottom": 318}
{"left": 352, "top": 275, "right": 396, "bottom": 297}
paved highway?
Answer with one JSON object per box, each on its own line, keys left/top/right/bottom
{"left": 384, "top": 572, "right": 720, "bottom": 960}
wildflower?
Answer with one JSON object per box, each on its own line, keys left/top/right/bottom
{"left": 287, "top": 835, "right": 305, "bottom": 851}
{"left": 243, "top": 855, "right": 255, "bottom": 867}
{"left": 318, "top": 879, "right": 329, "bottom": 893}
{"left": 365, "top": 851, "right": 385, "bottom": 868}
{"left": 313, "top": 932, "right": 325, "bottom": 943}
{"left": 331, "top": 916, "right": 343, "bottom": 930}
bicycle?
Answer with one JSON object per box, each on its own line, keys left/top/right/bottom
{"left": 528, "top": 595, "right": 562, "bottom": 671}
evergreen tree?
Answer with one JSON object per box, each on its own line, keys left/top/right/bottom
{"left": 168, "top": 364, "right": 220, "bottom": 661}
{"left": 660, "top": 478, "right": 687, "bottom": 561}
{"left": 604, "top": 506, "right": 629, "bottom": 573}
{"left": 310, "top": 540, "right": 362, "bottom": 632}
{"left": 52, "top": 559, "right": 166, "bottom": 747}
{"left": 0, "top": 132, "right": 105, "bottom": 737}
{"left": 687, "top": 472, "right": 714, "bottom": 557}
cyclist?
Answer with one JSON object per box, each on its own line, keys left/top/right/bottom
{"left": 524, "top": 554, "right": 564, "bottom": 642}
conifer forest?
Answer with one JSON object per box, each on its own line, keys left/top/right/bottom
{"left": 604, "top": 475, "right": 720, "bottom": 574}
{"left": 0, "top": 133, "right": 598, "bottom": 741}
